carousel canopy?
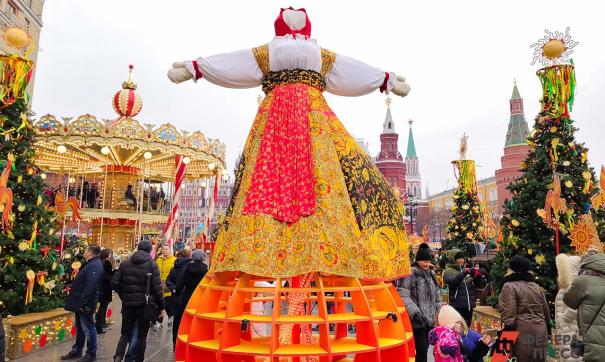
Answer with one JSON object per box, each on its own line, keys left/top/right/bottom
{"left": 33, "top": 65, "right": 226, "bottom": 180}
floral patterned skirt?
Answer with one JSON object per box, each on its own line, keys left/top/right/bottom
{"left": 211, "top": 84, "right": 411, "bottom": 280}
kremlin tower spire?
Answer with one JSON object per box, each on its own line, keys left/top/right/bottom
{"left": 376, "top": 97, "right": 406, "bottom": 201}
{"left": 405, "top": 120, "right": 421, "bottom": 201}
{"left": 495, "top": 80, "right": 531, "bottom": 214}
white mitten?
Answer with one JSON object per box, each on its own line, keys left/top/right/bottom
{"left": 167, "top": 62, "right": 193, "bottom": 84}
{"left": 391, "top": 74, "right": 411, "bottom": 97}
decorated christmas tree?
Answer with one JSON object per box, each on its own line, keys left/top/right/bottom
{"left": 444, "top": 136, "right": 486, "bottom": 252}
{"left": 490, "top": 29, "right": 605, "bottom": 312}
{"left": 0, "top": 54, "right": 65, "bottom": 316}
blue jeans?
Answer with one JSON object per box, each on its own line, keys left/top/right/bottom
{"left": 72, "top": 311, "right": 97, "bottom": 355}
{"left": 124, "top": 324, "right": 138, "bottom": 362}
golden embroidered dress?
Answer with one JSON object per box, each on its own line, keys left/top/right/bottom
{"left": 182, "top": 8, "right": 411, "bottom": 280}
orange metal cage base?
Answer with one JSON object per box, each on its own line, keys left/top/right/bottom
{"left": 175, "top": 272, "right": 416, "bottom": 362}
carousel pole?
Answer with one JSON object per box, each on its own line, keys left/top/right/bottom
{"left": 99, "top": 165, "right": 108, "bottom": 247}
{"left": 59, "top": 171, "right": 71, "bottom": 258}
{"left": 77, "top": 172, "right": 84, "bottom": 235}
{"left": 194, "top": 179, "right": 200, "bottom": 245}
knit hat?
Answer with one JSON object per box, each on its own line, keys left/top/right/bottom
{"left": 509, "top": 255, "right": 531, "bottom": 273}
{"left": 454, "top": 251, "right": 465, "bottom": 260}
{"left": 415, "top": 243, "right": 432, "bottom": 261}
{"left": 437, "top": 305, "right": 464, "bottom": 329}
{"left": 192, "top": 249, "right": 205, "bottom": 262}
{"left": 137, "top": 240, "right": 152, "bottom": 253}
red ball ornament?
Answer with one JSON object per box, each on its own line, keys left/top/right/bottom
{"left": 70, "top": 326, "right": 77, "bottom": 337}
{"left": 112, "top": 65, "right": 142, "bottom": 117}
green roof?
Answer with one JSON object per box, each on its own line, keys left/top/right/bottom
{"left": 511, "top": 82, "right": 521, "bottom": 100}
{"left": 505, "top": 114, "right": 529, "bottom": 147}
{"left": 406, "top": 126, "right": 417, "bottom": 158}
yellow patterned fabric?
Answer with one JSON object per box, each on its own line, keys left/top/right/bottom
{"left": 252, "top": 44, "right": 270, "bottom": 75}
{"left": 320, "top": 48, "right": 336, "bottom": 77}
{"left": 212, "top": 85, "right": 411, "bottom": 280}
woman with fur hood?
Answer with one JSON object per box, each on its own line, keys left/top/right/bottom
{"left": 555, "top": 254, "right": 582, "bottom": 362}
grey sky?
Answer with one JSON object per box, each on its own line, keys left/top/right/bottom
{"left": 32, "top": 0, "right": 605, "bottom": 195}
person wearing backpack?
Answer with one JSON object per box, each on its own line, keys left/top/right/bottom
{"left": 111, "top": 241, "right": 164, "bottom": 362}
{"left": 563, "top": 252, "right": 605, "bottom": 362}
{"left": 398, "top": 243, "right": 442, "bottom": 362}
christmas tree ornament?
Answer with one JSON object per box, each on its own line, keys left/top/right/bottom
{"left": 563, "top": 160, "right": 571, "bottom": 166}
{"left": 528, "top": 248, "right": 533, "bottom": 255}
{"left": 535, "top": 254, "right": 546, "bottom": 265}
{"left": 511, "top": 219, "right": 520, "bottom": 227}
{"left": 570, "top": 214, "right": 600, "bottom": 254}
{"left": 0, "top": 54, "right": 34, "bottom": 106}
{"left": 565, "top": 180, "right": 573, "bottom": 188}
{"left": 25, "top": 270, "right": 35, "bottom": 305}
{"left": 591, "top": 166, "right": 605, "bottom": 210}
{"left": 17, "top": 175, "right": 22, "bottom": 183}
{"left": 0, "top": 153, "right": 14, "bottom": 229}
{"left": 17, "top": 204, "right": 25, "bottom": 212}
{"left": 583, "top": 171, "right": 593, "bottom": 194}
{"left": 18, "top": 241, "right": 29, "bottom": 251}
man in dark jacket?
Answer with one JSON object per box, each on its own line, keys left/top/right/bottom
{"left": 443, "top": 248, "right": 484, "bottom": 326}
{"left": 95, "top": 248, "right": 114, "bottom": 334}
{"left": 166, "top": 248, "right": 191, "bottom": 348}
{"left": 1, "top": 315, "right": 5, "bottom": 362}
{"left": 111, "top": 241, "right": 164, "bottom": 362}
{"left": 62, "top": 245, "right": 103, "bottom": 362}
{"left": 397, "top": 244, "right": 442, "bottom": 362}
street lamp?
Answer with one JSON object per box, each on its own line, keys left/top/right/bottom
{"left": 406, "top": 193, "right": 419, "bottom": 235}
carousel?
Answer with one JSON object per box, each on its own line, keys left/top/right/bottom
{"left": 32, "top": 65, "right": 226, "bottom": 250}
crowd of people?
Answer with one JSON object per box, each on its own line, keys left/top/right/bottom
{"left": 398, "top": 243, "right": 605, "bottom": 362}
{"left": 60, "top": 240, "right": 208, "bottom": 362}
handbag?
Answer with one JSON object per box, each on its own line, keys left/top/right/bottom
{"left": 570, "top": 280, "right": 605, "bottom": 357}
{"left": 142, "top": 261, "right": 158, "bottom": 322}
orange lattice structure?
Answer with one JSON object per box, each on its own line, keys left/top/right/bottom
{"left": 175, "top": 272, "right": 414, "bottom": 362}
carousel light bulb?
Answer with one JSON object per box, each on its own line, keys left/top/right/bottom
{"left": 57, "top": 145, "right": 67, "bottom": 154}
{"left": 40, "top": 173, "right": 46, "bottom": 180}
{"left": 101, "top": 146, "right": 110, "bottom": 155}
{"left": 183, "top": 156, "right": 191, "bottom": 165}
{"left": 68, "top": 177, "right": 75, "bottom": 183}
{"left": 144, "top": 151, "right": 152, "bottom": 160}
{"left": 201, "top": 180, "right": 207, "bottom": 187}
{"left": 221, "top": 169, "right": 228, "bottom": 176}
{"left": 208, "top": 162, "right": 216, "bottom": 170}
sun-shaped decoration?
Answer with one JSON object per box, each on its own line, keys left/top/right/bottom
{"left": 531, "top": 27, "right": 579, "bottom": 66}
{"left": 2, "top": 26, "right": 31, "bottom": 50}
{"left": 570, "top": 214, "right": 601, "bottom": 254}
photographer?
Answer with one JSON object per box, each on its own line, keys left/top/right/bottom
{"left": 443, "top": 249, "right": 485, "bottom": 326}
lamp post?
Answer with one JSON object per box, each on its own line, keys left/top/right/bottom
{"left": 406, "top": 193, "right": 419, "bottom": 235}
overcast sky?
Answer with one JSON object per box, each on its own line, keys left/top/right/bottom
{"left": 32, "top": 0, "right": 605, "bottom": 196}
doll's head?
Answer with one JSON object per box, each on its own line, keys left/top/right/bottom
{"left": 274, "top": 7, "right": 311, "bottom": 38}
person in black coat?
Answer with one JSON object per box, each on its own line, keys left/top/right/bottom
{"left": 173, "top": 250, "right": 207, "bottom": 347}
{"left": 0, "top": 315, "right": 5, "bottom": 362}
{"left": 95, "top": 248, "right": 115, "bottom": 333}
{"left": 111, "top": 241, "right": 164, "bottom": 362}
{"left": 62, "top": 245, "right": 103, "bottom": 362}
{"left": 166, "top": 248, "right": 191, "bottom": 349}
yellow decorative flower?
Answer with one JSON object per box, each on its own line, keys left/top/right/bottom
{"left": 511, "top": 219, "right": 520, "bottom": 227}
{"left": 245, "top": 215, "right": 265, "bottom": 235}
{"left": 462, "top": 204, "right": 469, "bottom": 210}
{"left": 466, "top": 232, "right": 474, "bottom": 239}
{"left": 18, "top": 241, "right": 29, "bottom": 251}
{"left": 562, "top": 161, "right": 571, "bottom": 166}
{"left": 17, "top": 204, "right": 25, "bottom": 212}
{"left": 314, "top": 178, "right": 331, "bottom": 196}
{"left": 293, "top": 240, "right": 305, "bottom": 254}
{"left": 536, "top": 209, "right": 547, "bottom": 220}
{"left": 565, "top": 180, "right": 573, "bottom": 188}
{"left": 550, "top": 126, "right": 558, "bottom": 133}
{"left": 320, "top": 244, "right": 339, "bottom": 267}
{"left": 570, "top": 214, "right": 600, "bottom": 253}
{"left": 535, "top": 254, "right": 546, "bottom": 265}
{"left": 362, "top": 168, "right": 370, "bottom": 181}
{"left": 252, "top": 240, "right": 264, "bottom": 253}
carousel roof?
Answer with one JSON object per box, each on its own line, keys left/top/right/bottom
{"left": 33, "top": 66, "right": 226, "bottom": 180}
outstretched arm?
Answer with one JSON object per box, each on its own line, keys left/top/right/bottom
{"left": 326, "top": 53, "right": 410, "bottom": 97}
{"left": 168, "top": 48, "right": 262, "bottom": 88}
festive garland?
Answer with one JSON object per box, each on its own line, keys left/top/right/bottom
{"left": 0, "top": 54, "right": 33, "bottom": 107}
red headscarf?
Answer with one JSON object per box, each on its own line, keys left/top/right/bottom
{"left": 274, "top": 7, "right": 311, "bottom": 38}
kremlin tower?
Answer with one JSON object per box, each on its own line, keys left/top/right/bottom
{"left": 405, "top": 120, "right": 422, "bottom": 201}
{"left": 375, "top": 98, "right": 407, "bottom": 201}
{"left": 495, "top": 81, "right": 531, "bottom": 214}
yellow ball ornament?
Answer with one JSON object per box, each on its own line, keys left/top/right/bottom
{"left": 543, "top": 39, "right": 566, "bottom": 59}
{"left": 18, "top": 241, "right": 29, "bottom": 251}
{"left": 528, "top": 248, "right": 533, "bottom": 255}
{"left": 550, "top": 126, "right": 558, "bottom": 133}
{"left": 17, "top": 175, "right": 22, "bottom": 183}
{"left": 4, "top": 27, "right": 30, "bottom": 48}
{"left": 511, "top": 219, "right": 520, "bottom": 227}
{"left": 565, "top": 180, "right": 573, "bottom": 188}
